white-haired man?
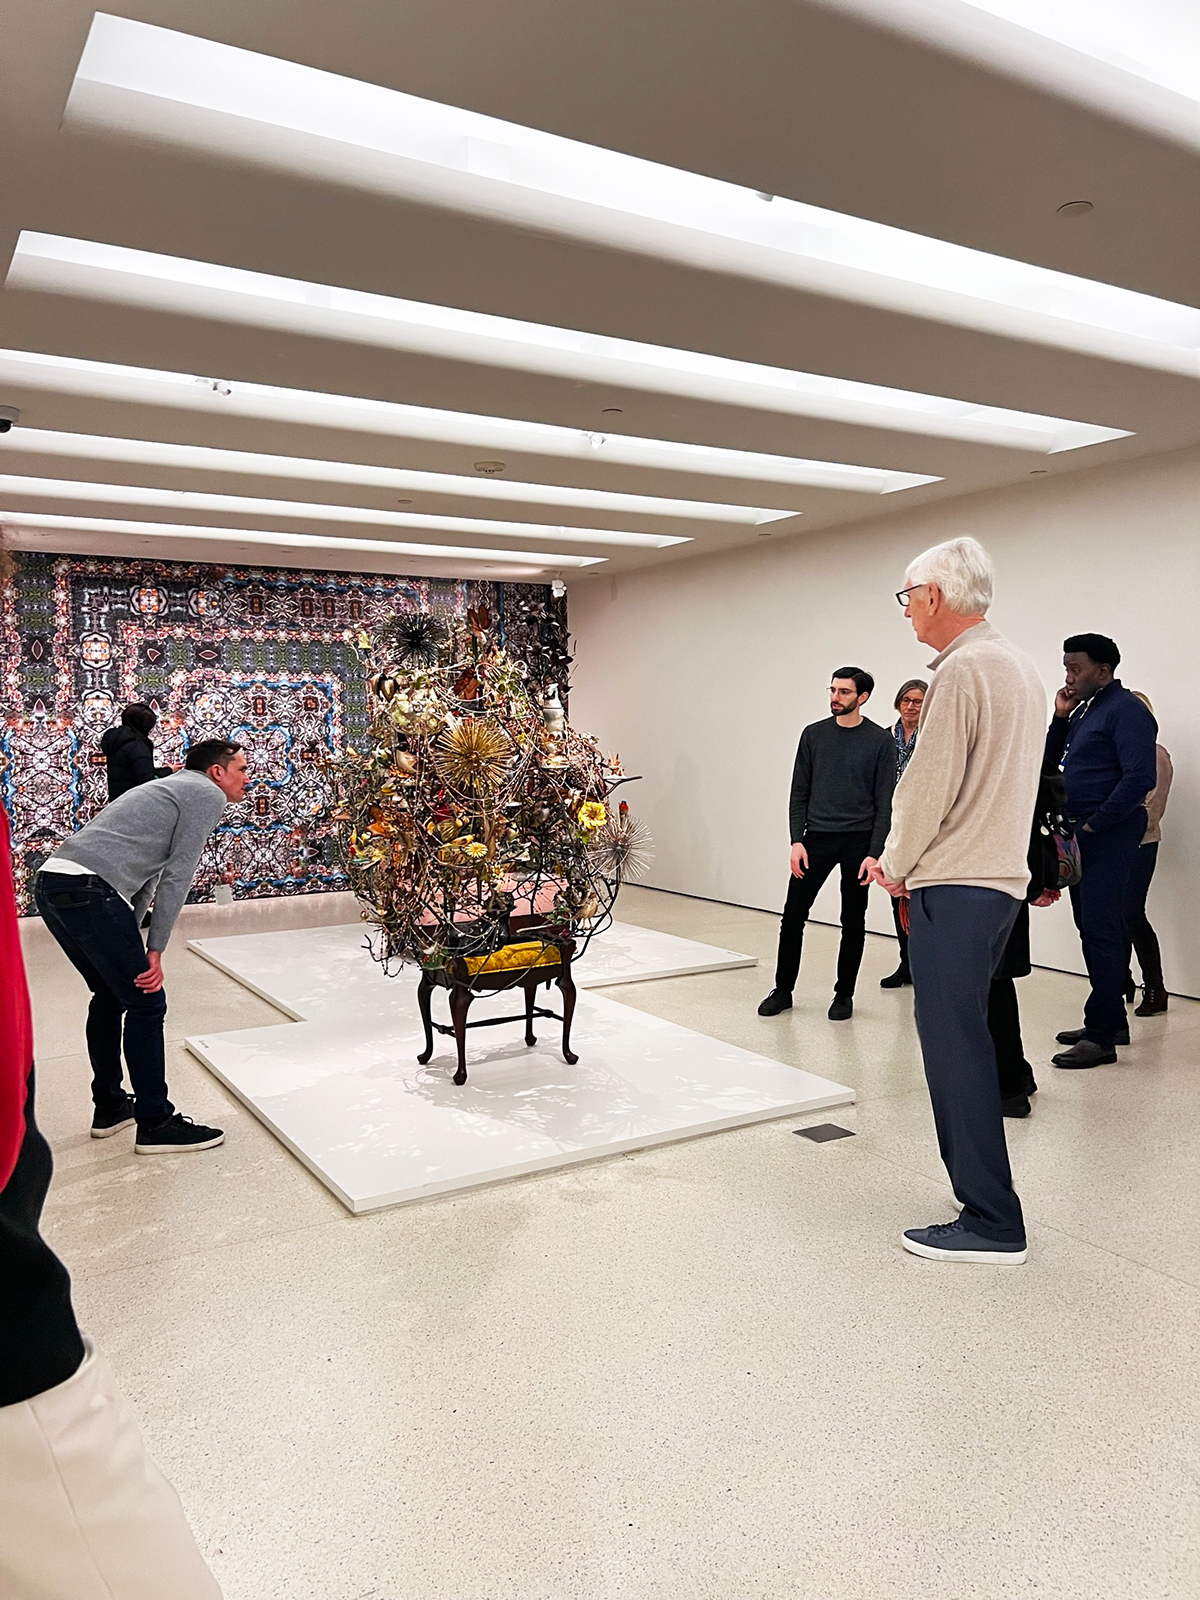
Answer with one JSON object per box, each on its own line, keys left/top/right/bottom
{"left": 865, "top": 537, "right": 1045, "bottom": 1265}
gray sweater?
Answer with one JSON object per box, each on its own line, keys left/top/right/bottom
{"left": 49, "top": 770, "right": 227, "bottom": 950}
{"left": 789, "top": 717, "right": 896, "bottom": 858}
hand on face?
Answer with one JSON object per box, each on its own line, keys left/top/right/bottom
{"left": 1054, "top": 685, "right": 1079, "bottom": 718}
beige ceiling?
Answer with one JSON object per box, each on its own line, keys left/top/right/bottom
{"left": 1, "top": 0, "right": 1198, "bottom": 581}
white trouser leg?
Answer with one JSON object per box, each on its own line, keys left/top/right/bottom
{"left": 0, "top": 1337, "right": 222, "bottom": 1600}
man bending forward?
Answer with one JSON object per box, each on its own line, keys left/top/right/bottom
{"left": 35, "top": 740, "right": 248, "bottom": 1153}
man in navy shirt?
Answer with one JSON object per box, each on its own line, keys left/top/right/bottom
{"left": 1045, "top": 634, "right": 1158, "bottom": 1068}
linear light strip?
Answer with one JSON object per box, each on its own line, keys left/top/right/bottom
{"left": 0, "top": 474, "right": 689, "bottom": 549}
{"left": 0, "top": 350, "right": 942, "bottom": 490}
{"left": 7, "top": 238, "right": 1131, "bottom": 454}
{"left": 0, "top": 428, "right": 796, "bottom": 524}
{"left": 0, "top": 511, "right": 604, "bottom": 568}
{"left": 63, "top": 13, "right": 1200, "bottom": 372}
{"left": 807, "top": 0, "right": 1200, "bottom": 153}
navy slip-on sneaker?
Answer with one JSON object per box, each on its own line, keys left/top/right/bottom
{"left": 902, "top": 1220, "right": 1027, "bottom": 1265}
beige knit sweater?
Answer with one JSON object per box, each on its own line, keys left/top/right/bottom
{"left": 879, "top": 620, "right": 1046, "bottom": 900}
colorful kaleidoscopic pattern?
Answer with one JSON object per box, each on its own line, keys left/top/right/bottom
{"left": 1, "top": 553, "right": 567, "bottom": 913}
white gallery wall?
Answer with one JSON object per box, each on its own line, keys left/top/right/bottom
{"left": 570, "top": 443, "right": 1200, "bottom": 998}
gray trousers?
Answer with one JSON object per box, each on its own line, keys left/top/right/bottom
{"left": 908, "top": 885, "right": 1025, "bottom": 1243}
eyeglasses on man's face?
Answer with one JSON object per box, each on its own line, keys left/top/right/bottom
{"left": 895, "top": 583, "right": 930, "bottom": 608}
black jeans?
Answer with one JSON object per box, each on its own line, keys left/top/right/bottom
{"left": 774, "top": 830, "right": 872, "bottom": 997}
{"left": 909, "top": 885, "right": 1024, "bottom": 1243}
{"left": 34, "top": 872, "right": 172, "bottom": 1129}
{"left": 1123, "top": 841, "right": 1164, "bottom": 992}
{"left": 889, "top": 895, "right": 909, "bottom": 976}
{"left": 1069, "top": 810, "right": 1145, "bottom": 1048}
{"left": 0, "top": 1069, "right": 86, "bottom": 1407}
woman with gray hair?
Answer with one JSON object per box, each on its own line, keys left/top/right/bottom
{"left": 880, "top": 677, "right": 927, "bottom": 988}
{"left": 866, "top": 536, "right": 1045, "bottom": 1265}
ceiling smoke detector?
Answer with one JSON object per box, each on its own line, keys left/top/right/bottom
{"left": 0, "top": 405, "right": 20, "bottom": 433}
{"left": 474, "top": 460, "right": 506, "bottom": 475}
{"left": 1056, "top": 200, "right": 1094, "bottom": 218}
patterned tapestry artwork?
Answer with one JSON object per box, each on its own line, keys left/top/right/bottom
{"left": 0, "top": 553, "right": 570, "bottom": 913}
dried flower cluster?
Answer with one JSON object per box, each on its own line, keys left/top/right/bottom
{"left": 329, "top": 607, "right": 650, "bottom": 979}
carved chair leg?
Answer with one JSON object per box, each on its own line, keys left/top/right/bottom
{"left": 558, "top": 963, "right": 579, "bottom": 1065}
{"left": 449, "top": 983, "right": 472, "bottom": 1085}
{"left": 524, "top": 975, "right": 538, "bottom": 1047}
{"left": 416, "top": 974, "right": 435, "bottom": 1065}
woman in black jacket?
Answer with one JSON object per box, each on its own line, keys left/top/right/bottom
{"left": 100, "top": 703, "right": 169, "bottom": 801}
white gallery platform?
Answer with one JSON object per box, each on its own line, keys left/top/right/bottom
{"left": 186, "top": 920, "right": 854, "bottom": 1213}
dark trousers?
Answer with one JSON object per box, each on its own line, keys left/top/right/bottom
{"left": 774, "top": 830, "right": 872, "bottom": 997}
{"left": 1069, "top": 810, "right": 1145, "bottom": 1048}
{"left": 0, "top": 1070, "right": 86, "bottom": 1406}
{"left": 1123, "top": 841, "right": 1164, "bottom": 992}
{"left": 988, "top": 978, "right": 1036, "bottom": 1100}
{"left": 908, "top": 886, "right": 1024, "bottom": 1243}
{"left": 890, "top": 896, "right": 910, "bottom": 976}
{"left": 34, "top": 872, "right": 172, "bottom": 1129}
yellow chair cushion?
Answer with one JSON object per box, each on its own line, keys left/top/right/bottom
{"left": 463, "top": 941, "right": 562, "bottom": 975}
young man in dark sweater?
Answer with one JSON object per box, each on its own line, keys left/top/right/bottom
{"left": 759, "top": 668, "right": 896, "bottom": 1021}
{"left": 1046, "top": 633, "right": 1158, "bottom": 1068}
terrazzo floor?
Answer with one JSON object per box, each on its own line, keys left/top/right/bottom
{"left": 24, "top": 885, "right": 1200, "bottom": 1600}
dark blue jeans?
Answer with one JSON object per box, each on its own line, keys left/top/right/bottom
{"left": 1069, "top": 809, "right": 1146, "bottom": 1047}
{"left": 908, "top": 885, "right": 1024, "bottom": 1243}
{"left": 34, "top": 872, "right": 172, "bottom": 1129}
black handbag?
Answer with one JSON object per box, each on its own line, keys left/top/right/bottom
{"left": 1027, "top": 770, "right": 1082, "bottom": 897}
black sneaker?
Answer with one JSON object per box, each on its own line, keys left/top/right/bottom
{"left": 827, "top": 995, "right": 853, "bottom": 1021}
{"left": 91, "top": 1097, "right": 136, "bottom": 1139}
{"left": 1055, "top": 1024, "right": 1129, "bottom": 1047}
{"left": 903, "top": 1220, "right": 1026, "bottom": 1265}
{"left": 135, "top": 1113, "right": 225, "bottom": 1154}
{"left": 757, "top": 989, "right": 793, "bottom": 1016}
{"left": 879, "top": 966, "right": 912, "bottom": 989}
{"left": 1000, "top": 1094, "right": 1031, "bottom": 1118}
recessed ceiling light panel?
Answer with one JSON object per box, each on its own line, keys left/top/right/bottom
{"left": 0, "top": 471, "right": 686, "bottom": 549}
{"left": 0, "top": 510, "right": 604, "bottom": 569}
{"left": 0, "top": 350, "right": 953, "bottom": 489}
{"left": 0, "top": 425, "right": 799, "bottom": 523}
{"left": 4, "top": 242, "right": 1133, "bottom": 454}
{"left": 62, "top": 13, "right": 1200, "bottom": 371}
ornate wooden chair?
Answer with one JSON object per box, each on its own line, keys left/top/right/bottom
{"left": 416, "top": 924, "right": 578, "bottom": 1084}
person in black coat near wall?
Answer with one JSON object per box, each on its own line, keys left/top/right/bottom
{"left": 100, "top": 704, "right": 171, "bottom": 801}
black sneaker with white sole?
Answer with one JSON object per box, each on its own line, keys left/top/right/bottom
{"left": 902, "top": 1220, "right": 1027, "bottom": 1265}
{"left": 91, "top": 1097, "right": 136, "bottom": 1138}
{"left": 134, "top": 1113, "right": 225, "bottom": 1154}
